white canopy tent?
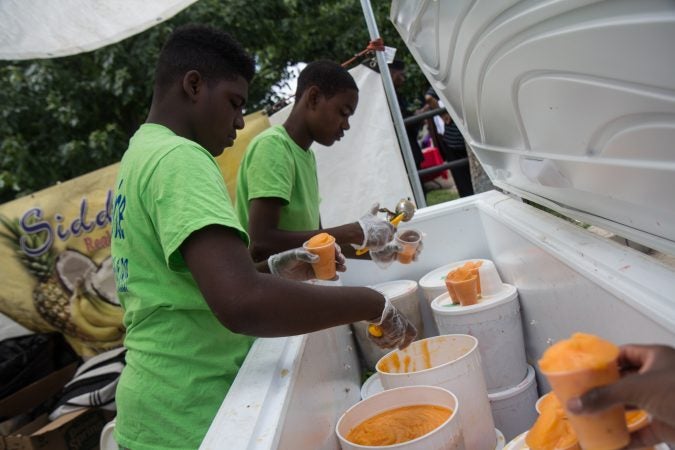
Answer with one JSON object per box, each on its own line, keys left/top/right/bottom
{"left": 0, "top": 0, "right": 198, "bottom": 60}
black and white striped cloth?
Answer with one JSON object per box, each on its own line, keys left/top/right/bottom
{"left": 48, "top": 346, "right": 126, "bottom": 420}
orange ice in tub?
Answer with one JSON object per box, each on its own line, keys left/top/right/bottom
{"left": 303, "top": 232, "right": 336, "bottom": 280}
{"left": 526, "top": 392, "right": 579, "bottom": 450}
{"left": 346, "top": 405, "right": 452, "bottom": 446}
{"left": 539, "top": 333, "right": 629, "bottom": 450}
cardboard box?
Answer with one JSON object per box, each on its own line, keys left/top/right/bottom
{"left": 0, "top": 408, "right": 113, "bottom": 450}
{"left": 0, "top": 362, "right": 77, "bottom": 420}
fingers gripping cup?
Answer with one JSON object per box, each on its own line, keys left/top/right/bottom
{"left": 539, "top": 333, "right": 629, "bottom": 450}
{"left": 303, "top": 233, "right": 337, "bottom": 280}
{"left": 396, "top": 229, "right": 422, "bottom": 264}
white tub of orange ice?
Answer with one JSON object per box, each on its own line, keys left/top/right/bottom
{"left": 336, "top": 385, "right": 464, "bottom": 450}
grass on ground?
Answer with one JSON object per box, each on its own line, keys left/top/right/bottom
{"left": 426, "top": 188, "right": 459, "bottom": 206}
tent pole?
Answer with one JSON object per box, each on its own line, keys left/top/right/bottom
{"left": 359, "top": 0, "right": 427, "bottom": 208}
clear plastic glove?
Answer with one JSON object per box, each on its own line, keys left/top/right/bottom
{"left": 370, "top": 240, "right": 424, "bottom": 269}
{"left": 268, "top": 244, "right": 346, "bottom": 281}
{"left": 367, "top": 298, "right": 417, "bottom": 350}
{"left": 357, "top": 203, "right": 395, "bottom": 250}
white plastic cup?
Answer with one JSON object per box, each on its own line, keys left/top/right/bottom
{"left": 478, "top": 260, "right": 504, "bottom": 297}
{"left": 488, "top": 365, "right": 539, "bottom": 442}
{"left": 431, "top": 285, "right": 528, "bottom": 392}
{"left": 99, "top": 419, "right": 117, "bottom": 450}
{"left": 352, "top": 280, "right": 424, "bottom": 369}
{"left": 336, "top": 385, "right": 465, "bottom": 450}
{"left": 376, "top": 335, "right": 496, "bottom": 450}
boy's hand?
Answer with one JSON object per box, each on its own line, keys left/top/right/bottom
{"left": 357, "top": 203, "right": 395, "bottom": 250}
{"left": 367, "top": 298, "right": 417, "bottom": 350}
{"left": 567, "top": 344, "right": 675, "bottom": 448}
{"left": 268, "top": 244, "right": 346, "bottom": 281}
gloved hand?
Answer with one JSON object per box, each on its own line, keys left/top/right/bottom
{"left": 367, "top": 297, "right": 417, "bottom": 350}
{"left": 370, "top": 239, "right": 424, "bottom": 269}
{"left": 357, "top": 203, "right": 395, "bottom": 250}
{"left": 268, "top": 244, "right": 346, "bottom": 281}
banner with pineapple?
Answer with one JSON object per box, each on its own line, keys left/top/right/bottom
{"left": 0, "top": 164, "right": 123, "bottom": 357}
{"left": 0, "top": 111, "right": 271, "bottom": 358}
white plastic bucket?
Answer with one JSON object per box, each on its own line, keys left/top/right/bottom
{"left": 504, "top": 431, "right": 671, "bottom": 450}
{"left": 336, "top": 385, "right": 464, "bottom": 450}
{"left": 431, "top": 284, "right": 528, "bottom": 392}
{"left": 488, "top": 365, "right": 539, "bottom": 442}
{"left": 418, "top": 259, "right": 489, "bottom": 306}
{"left": 376, "top": 335, "right": 496, "bottom": 450}
{"left": 353, "top": 280, "right": 424, "bottom": 369}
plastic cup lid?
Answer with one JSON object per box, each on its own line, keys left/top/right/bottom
{"left": 368, "top": 279, "right": 418, "bottom": 300}
{"left": 419, "top": 259, "right": 490, "bottom": 289}
{"left": 360, "top": 372, "right": 384, "bottom": 399}
{"left": 431, "top": 284, "right": 518, "bottom": 316}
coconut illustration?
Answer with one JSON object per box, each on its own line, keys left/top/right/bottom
{"left": 85, "top": 256, "right": 120, "bottom": 306}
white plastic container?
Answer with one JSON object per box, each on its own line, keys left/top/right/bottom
{"left": 431, "top": 284, "right": 527, "bottom": 392}
{"left": 336, "top": 385, "right": 464, "bottom": 450}
{"left": 418, "top": 259, "right": 489, "bottom": 306}
{"left": 376, "top": 335, "right": 495, "bottom": 450}
{"left": 503, "top": 432, "right": 671, "bottom": 450}
{"left": 352, "top": 280, "right": 424, "bottom": 369}
{"left": 488, "top": 365, "right": 539, "bottom": 442}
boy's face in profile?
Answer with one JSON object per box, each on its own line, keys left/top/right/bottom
{"left": 193, "top": 75, "right": 248, "bottom": 156}
{"left": 309, "top": 88, "right": 358, "bottom": 147}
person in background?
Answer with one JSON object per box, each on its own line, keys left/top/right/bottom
{"left": 111, "top": 26, "right": 417, "bottom": 450}
{"left": 568, "top": 344, "right": 675, "bottom": 448}
{"left": 424, "top": 87, "right": 474, "bottom": 198}
{"left": 236, "top": 60, "right": 421, "bottom": 268}
{"left": 388, "top": 59, "right": 425, "bottom": 170}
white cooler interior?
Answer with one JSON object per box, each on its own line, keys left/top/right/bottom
{"left": 201, "top": 191, "right": 675, "bottom": 450}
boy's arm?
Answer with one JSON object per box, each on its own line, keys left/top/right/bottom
{"left": 180, "top": 224, "right": 399, "bottom": 338}
{"left": 247, "top": 197, "right": 364, "bottom": 262}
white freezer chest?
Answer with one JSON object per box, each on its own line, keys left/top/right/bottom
{"left": 202, "top": 1, "right": 675, "bottom": 448}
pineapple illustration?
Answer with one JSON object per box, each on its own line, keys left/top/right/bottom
{"left": 0, "top": 215, "right": 124, "bottom": 347}
{"left": 0, "top": 214, "right": 79, "bottom": 336}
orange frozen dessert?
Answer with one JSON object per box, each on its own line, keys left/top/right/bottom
{"left": 539, "top": 333, "right": 629, "bottom": 450}
{"left": 445, "top": 261, "right": 482, "bottom": 306}
{"left": 526, "top": 393, "right": 579, "bottom": 450}
{"left": 303, "top": 232, "right": 336, "bottom": 280}
{"left": 346, "top": 405, "right": 452, "bottom": 446}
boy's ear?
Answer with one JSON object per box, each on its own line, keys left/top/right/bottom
{"left": 182, "top": 70, "right": 204, "bottom": 102}
{"left": 305, "top": 85, "right": 322, "bottom": 110}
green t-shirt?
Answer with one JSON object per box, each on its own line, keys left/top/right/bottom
{"left": 111, "top": 124, "right": 254, "bottom": 450}
{"left": 235, "top": 125, "right": 320, "bottom": 232}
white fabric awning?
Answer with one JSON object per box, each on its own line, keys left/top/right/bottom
{"left": 0, "top": 0, "right": 198, "bottom": 60}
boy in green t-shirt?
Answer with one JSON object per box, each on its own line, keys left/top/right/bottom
{"left": 111, "top": 25, "right": 416, "bottom": 450}
{"left": 236, "top": 61, "right": 413, "bottom": 266}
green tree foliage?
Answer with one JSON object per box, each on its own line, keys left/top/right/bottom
{"left": 0, "top": 0, "right": 427, "bottom": 203}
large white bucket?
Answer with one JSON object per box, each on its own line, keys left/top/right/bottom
{"left": 488, "top": 365, "right": 539, "bottom": 442}
{"left": 376, "top": 335, "right": 496, "bottom": 450}
{"left": 431, "top": 284, "right": 528, "bottom": 392}
{"left": 352, "top": 280, "right": 424, "bottom": 369}
{"left": 336, "top": 385, "right": 465, "bottom": 450}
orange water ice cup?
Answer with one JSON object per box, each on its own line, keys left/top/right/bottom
{"left": 444, "top": 261, "right": 482, "bottom": 306}
{"left": 395, "top": 229, "right": 421, "bottom": 264}
{"left": 303, "top": 232, "right": 336, "bottom": 280}
{"left": 539, "top": 333, "right": 629, "bottom": 450}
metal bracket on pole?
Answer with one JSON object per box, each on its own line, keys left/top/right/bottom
{"left": 359, "top": 0, "right": 427, "bottom": 208}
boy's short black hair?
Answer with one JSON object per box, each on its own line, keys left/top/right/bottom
{"left": 154, "top": 24, "right": 255, "bottom": 91}
{"left": 295, "top": 60, "right": 358, "bottom": 100}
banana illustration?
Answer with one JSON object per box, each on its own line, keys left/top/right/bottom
{"left": 69, "top": 290, "right": 123, "bottom": 342}
{"left": 79, "top": 295, "right": 123, "bottom": 328}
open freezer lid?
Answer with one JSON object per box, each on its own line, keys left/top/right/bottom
{"left": 391, "top": 0, "right": 675, "bottom": 255}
